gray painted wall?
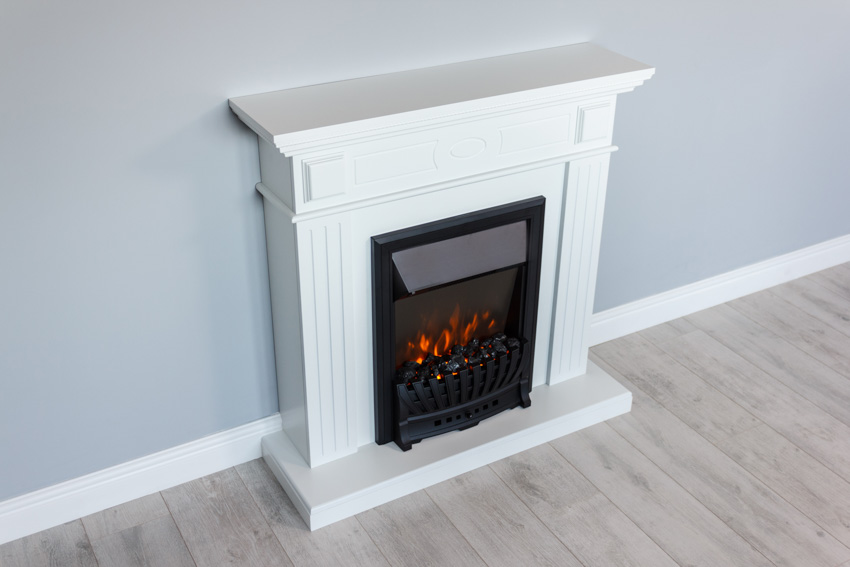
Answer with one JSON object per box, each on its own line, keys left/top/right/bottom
{"left": 1, "top": 0, "right": 848, "bottom": 500}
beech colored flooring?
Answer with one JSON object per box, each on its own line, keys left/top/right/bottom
{"left": 4, "top": 264, "right": 850, "bottom": 567}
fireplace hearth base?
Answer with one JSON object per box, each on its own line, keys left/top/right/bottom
{"left": 262, "top": 360, "right": 629, "bottom": 530}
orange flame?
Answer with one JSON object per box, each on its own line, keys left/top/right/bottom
{"left": 402, "top": 304, "right": 499, "bottom": 365}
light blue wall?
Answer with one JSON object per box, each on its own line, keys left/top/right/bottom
{"left": 593, "top": 1, "right": 850, "bottom": 310}
{"left": 2, "top": 0, "right": 849, "bottom": 500}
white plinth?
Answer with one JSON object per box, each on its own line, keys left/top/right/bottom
{"left": 262, "top": 361, "right": 630, "bottom": 530}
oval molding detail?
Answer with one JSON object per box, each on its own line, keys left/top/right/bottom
{"left": 449, "top": 137, "right": 486, "bottom": 159}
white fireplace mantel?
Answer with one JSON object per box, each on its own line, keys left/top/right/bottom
{"left": 230, "top": 43, "right": 653, "bottom": 529}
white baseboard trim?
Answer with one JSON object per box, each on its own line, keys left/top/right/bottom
{"left": 0, "top": 414, "right": 282, "bottom": 545}
{"left": 589, "top": 233, "right": 850, "bottom": 346}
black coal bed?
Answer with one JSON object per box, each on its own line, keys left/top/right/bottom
{"left": 372, "top": 198, "right": 545, "bottom": 451}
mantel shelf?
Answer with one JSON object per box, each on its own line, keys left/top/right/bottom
{"left": 229, "top": 43, "right": 654, "bottom": 154}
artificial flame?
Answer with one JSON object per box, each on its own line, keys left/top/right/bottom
{"left": 402, "top": 305, "right": 497, "bottom": 364}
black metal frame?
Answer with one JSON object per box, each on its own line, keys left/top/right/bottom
{"left": 372, "top": 197, "right": 545, "bottom": 448}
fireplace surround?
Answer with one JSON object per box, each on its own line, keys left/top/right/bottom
{"left": 229, "top": 43, "right": 653, "bottom": 529}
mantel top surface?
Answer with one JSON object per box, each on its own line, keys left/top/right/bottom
{"left": 229, "top": 43, "right": 653, "bottom": 152}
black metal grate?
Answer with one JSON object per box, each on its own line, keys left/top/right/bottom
{"left": 394, "top": 339, "right": 531, "bottom": 450}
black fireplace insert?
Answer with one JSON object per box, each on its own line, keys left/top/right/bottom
{"left": 372, "top": 197, "right": 545, "bottom": 450}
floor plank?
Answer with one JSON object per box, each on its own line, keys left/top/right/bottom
{"left": 685, "top": 303, "right": 850, "bottom": 427}
{"left": 730, "top": 289, "right": 850, "bottom": 378}
{"left": 236, "top": 459, "right": 388, "bottom": 567}
{"left": 771, "top": 276, "right": 850, "bottom": 338}
{"left": 658, "top": 330, "right": 850, "bottom": 481}
{"left": 0, "top": 520, "right": 97, "bottom": 567}
{"left": 425, "top": 467, "right": 582, "bottom": 567}
{"left": 356, "top": 490, "right": 487, "bottom": 567}
{"left": 593, "top": 333, "right": 761, "bottom": 443}
{"left": 490, "top": 443, "right": 677, "bottom": 567}
{"left": 90, "top": 515, "right": 196, "bottom": 567}
{"left": 551, "top": 423, "right": 774, "bottom": 567}
{"left": 808, "top": 263, "right": 850, "bottom": 300}
{"left": 717, "top": 424, "right": 850, "bottom": 549}
{"left": 598, "top": 357, "right": 850, "bottom": 566}
{"left": 638, "top": 317, "right": 698, "bottom": 346}
{"left": 162, "top": 468, "right": 292, "bottom": 567}
{"left": 81, "top": 492, "right": 171, "bottom": 542}
{"left": 595, "top": 350, "right": 850, "bottom": 558}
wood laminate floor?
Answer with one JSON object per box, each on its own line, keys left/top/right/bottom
{"left": 4, "top": 263, "right": 850, "bottom": 566}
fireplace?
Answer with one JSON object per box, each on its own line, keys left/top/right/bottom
{"left": 229, "top": 43, "right": 654, "bottom": 529}
{"left": 373, "top": 198, "right": 544, "bottom": 450}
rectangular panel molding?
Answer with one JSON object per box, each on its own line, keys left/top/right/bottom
{"left": 576, "top": 101, "right": 613, "bottom": 144}
{"left": 354, "top": 141, "right": 438, "bottom": 185}
{"left": 304, "top": 155, "right": 346, "bottom": 202}
{"left": 499, "top": 116, "right": 571, "bottom": 154}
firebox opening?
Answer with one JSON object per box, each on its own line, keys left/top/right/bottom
{"left": 393, "top": 266, "right": 521, "bottom": 369}
{"left": 372, "top": 197, "right": 545, "bottom": 450}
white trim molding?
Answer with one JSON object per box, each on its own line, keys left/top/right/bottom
{"left": 589, "top": 233, "right": 850, "bottom": 346}
{"left": 0, "top": 414, "right": 282, "bottom": 545}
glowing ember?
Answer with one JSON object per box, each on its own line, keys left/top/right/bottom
{"left": 395, "top": 332, "right": 521, "bottom": 385}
